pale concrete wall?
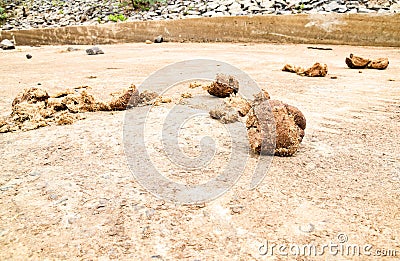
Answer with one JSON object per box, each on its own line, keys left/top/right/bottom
{"left": 1, "top": 14, "right": 400, "bottom": 46}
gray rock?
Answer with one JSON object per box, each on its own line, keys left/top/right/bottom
{"left": 216, "top": 5, "right": 228, "bottom": 12}
{"left": 154, "top": 35, "right": 163, "bottom": 43}
{"left": 202, "top": 10, "right": 217, "bottom": 17}
{"left": 2, "top": 24, "right": 13, "bottom": 30}
{"left": 186, "top": 10, "right": 201, "bottom": 15}
{"left": 259, "top": 0, "right": 275, "bottom": 9}
{"left": 229, "top": 2, "right": 242, "bottom": 14}
{"left": 86, "top": 46, "right": 104, "bottom": 55}
{"left": 324, "top": 2, "right": 341, "bottom": 12}
{"left": 358, "top": 7, "right": 375, "bottom": 13}
{"left": 0, "top": 39, "right": 15, "bottom": 50}
{"left": 337, "top": 5, "right": 348, "bottom": 13}
{"left": 248, "top": 5, "right": 262, "bottom": 12}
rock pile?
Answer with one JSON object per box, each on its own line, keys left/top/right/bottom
{"left": 1, "top": 0, "right": 399, "bottom": 30}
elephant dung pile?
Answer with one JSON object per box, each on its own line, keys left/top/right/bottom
{"left": 0, "top": 85, "right": 140, "bottom": 133}
{"left": 246, "top": 99, "right": 306, "bottom": 156}
{"left": 207, "top": 74, "right": 307, "bottom": 157}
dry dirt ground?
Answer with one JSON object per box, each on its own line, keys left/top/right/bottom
{"left": 0, "top": 43, "right": 399, "bottom": 260}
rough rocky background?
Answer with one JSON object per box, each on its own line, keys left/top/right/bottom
{"left": 1, "top": 0, "right": 400, "bottom": 30}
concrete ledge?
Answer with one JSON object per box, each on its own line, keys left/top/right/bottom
{"left": 1, "top": 13, "right": 400, "bottom": 47}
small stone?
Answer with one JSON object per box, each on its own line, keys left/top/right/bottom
{"left": 299, "top": 223, "right": 315, "bottom": 233}
{"left": 230, "top": 205, "right": 244, "bottom": 214}
{"left": 202, "top": 10, "right": 217, "bottom": 17}
{"left": 29, "top": 171, "right": 40, "bottom": 176}
{"left": 66, "top": 47, "right": 79, "bottom": 52}
{"left": 2, "top": 24, "right": 13, "bottom": 30}
{"left": 154, "top": 35, "right": 163, "bottom": 43}
{"left": 207, "top": 2, "right": 220, "bottom": 10}
{"left": 86, "top": 46, "right": 104, "bottom": 55}
{"left": 26, "top": 54, "right": 32, "bottom": 59}
{"left": 145, "top": 40, "right": 153, "bottom": 44}
{"left": 0, "top": 39, "right": 15, "bottom": 50}
{"left": 324, "top": 2, "right": 340, "bottom": 12}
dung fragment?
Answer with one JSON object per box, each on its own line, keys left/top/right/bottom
{"left": 108, "top": 84, "right": 140, "bottom": 110}
{"left": 153, "top": 96, "right": 173, "bottom": 106}
{"left": 345, "top": 54, "right": 370, "bottom": 69}
{"left": 55, "top": 111, "right": 80, "bottom": 125}
{"left": 224, "top": 96, "right": 251, "bottom": 117}
{"left": 12, "top": 87, "right": 50, "bottom": 106}
{"left": 345, "top": 54, "right": 389, "bottom": 70}
{"left": 253, "top": 89, "right": 271, "bottom": 105}
{"left": 282, "top": 62, "right": 328, "bottom": 77}
{"left": 207, "top": 74, "right": 239, "bottom": 98}
{"left": 367, "top": 57, "right": 389, "bottom": 70}
{"left": 181, "top": 92, "right": 192, "bottom": 99}
{"left": 139, "top": 90, "right": 159, "bottom": 105}
{"left": 209, "top": 104, "right": 239, "bottom": 124}
{"left": 189, "top": 82, "right": 202, "bottom": 89}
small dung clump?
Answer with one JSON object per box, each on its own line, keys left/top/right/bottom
{"left": 189, "top": 81, "right": 203, "bottom": 89}
{"left": 282, "top": 63, "right": 328, "bottom": 77}
{"left": 345, "top": 54, "right": 389, "bottom": 70}
{"left": 367, "top": 57, "right": 389, "bottom": 70}
{"left": 209, "top": 104, "right": 239, "bottom": 124}
{"left": 252, "top": 89, "right": 271, "bottom": 105}
{"left": 108, "top": 84, "right": 140, "bottom": 110}
{"left": 139, "top": 90, "right": 159, "bottom": 105}
{"left": 207, "top": 74, "right": 239, "bottom": 98}
{"left": 224, "top": 96, "right": 252, "bottom": 117}
{"left": 246, "top": 99, "right": 306, "bottom": 156}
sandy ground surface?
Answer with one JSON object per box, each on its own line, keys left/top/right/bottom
{"left": 0, "top": 43, "right": 400, "bottom": 260}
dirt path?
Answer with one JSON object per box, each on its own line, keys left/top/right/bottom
{"left": 0, "top": 43, "right": 399, "bottom": 260}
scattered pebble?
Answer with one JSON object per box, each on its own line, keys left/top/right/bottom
{"left": 154, "top": 35, "right": 163, "bottom": 43}
{"left": 26, "top": 54, "right": 32, "bottom": 59}
{"left": 0, "top": 39, "right": 15, "bottom": 50}
{"left": 86, "top": 46, "right": 104, "bottom": 55}
{"left": 299, "top": 223, "right": 315, "bottom": 233}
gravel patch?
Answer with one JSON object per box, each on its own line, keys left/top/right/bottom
{"left": 0, "top": 0, "right": 399, "bottom": 30}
